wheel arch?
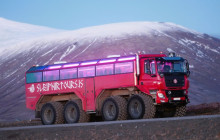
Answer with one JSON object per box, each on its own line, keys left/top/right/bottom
{"left": 95, "top": 87, "right": 138, "bottom": 114}
{"left": 36, "top": 92, "right": 86, "bottom": 112}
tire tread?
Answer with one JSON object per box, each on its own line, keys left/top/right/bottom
{"left": 75, "top": 100, "right": 90, "bottom": 123}
{"left": 174, "top": 105, "right": 186, "bottom": 117}
{"left": 138, "top": 94, "right": 156, "bottom": 119}
{"left": 50, "top": 102, "right": 64, "bottom": 124}
{"left": 111, "top": 96, "right": 127, "bottom": 120}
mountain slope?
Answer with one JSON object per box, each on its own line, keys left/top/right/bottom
{"left": 0, "top": 17, "right": 63, "bottom": 48}
{"left": 0, "top": 19, "right": 220, "bottom": 121}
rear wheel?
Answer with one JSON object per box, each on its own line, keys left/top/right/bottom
{"left": 41, "top": 102, "right": 64, "bottom": 125}
{"left": 64, "top": 100, "right": 89, "bottom": 123}
{"left": 102, "top": 96, "right": 127, "bottom": 121}
{"left": 127, "top": 94, "right": 156, "bottom": 119}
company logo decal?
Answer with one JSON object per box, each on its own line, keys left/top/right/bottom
{"left": 173, "top": 79, "right": 178, "bottom": 84}
{"left": 27, "top": 80, "right": 84, "bottom": 93}
{"left": 28, "top": 84, "right": 35, "bottom": 93}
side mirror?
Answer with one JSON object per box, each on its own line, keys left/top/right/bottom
{"left": 186, "top": 62, "right": 189, "bottom": 71}
{"left": 187, "top": 71, "right": 190, "bottom": 77}
{"left": 186, "top": 61, "right": 190, "bottom": 77}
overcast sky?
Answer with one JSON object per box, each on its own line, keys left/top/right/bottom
{"left": 0, "top": 0, "right": 219, "bottom": 35}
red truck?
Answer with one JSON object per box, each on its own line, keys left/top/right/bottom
{"left": 25, "top": 53, "right": 190, "bottom": 125}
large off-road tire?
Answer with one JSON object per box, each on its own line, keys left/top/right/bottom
{"left": 127, "top": 94, "right": 156, "bottom": 119}
{"left": 64, "top": 100, "right": 90, "bottom": 123}
{"left": 41, "top": 102, "right": 64, "bottom": 125}
{"left": 157, "top": 105, "right": 186, "bottom": 118}
{"left": 174, "top": 105, "right": 186, "bottom": 117}
{"left": 156, "top": 106, "right": 175, "bottom": 118}
{"left": 102, "top": 96, "right": 127, "bottom": 121}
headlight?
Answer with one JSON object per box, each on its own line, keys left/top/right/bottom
{"left": 158, "top": 93, "right": 165, "bottom": 99}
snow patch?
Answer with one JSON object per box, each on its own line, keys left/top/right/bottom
{"left": 189, "top": 65, "right": 194, "bottom": 68}
{"left": 107, "top": 55, "right": 121, "bottom": 58}
{"left": 204, "top": 45, "right": 220, "bottom": 54}
{"left": 41, "top": 49, "right": 53, "bottom": 57}
{"left": 59, "top": 44, "right": 76, "bottom": 60}
{"left": 179, "top": 38, "right": 196, "bottom": 45}
{"left": 196, "top": 50, "right": 204, "bottom": 58}
{"left": 167, "top": 48, "right": 175, "bottom": 52}
{"left": 4, "top": 69, "right": 18, "bottom": 79}
{"left": 44, "top": 54, "right": 58, "bottom": 65}
{"left": 20, "top": 58, "right": 33, "bottom": 67}
{"left": 178, "top": 38, "right": 219, "bottom": 54}
{"left": 72, "top": 39, "right": 97, "bottom": 60}
{"left": 180, "top": 49, "right": 186, "bottom": 53}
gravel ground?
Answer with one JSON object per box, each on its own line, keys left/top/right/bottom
{"left": 0, "top": 102, "right": 219, "bottom": 128}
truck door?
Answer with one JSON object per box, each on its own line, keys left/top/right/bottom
{"left": 85, "top": 78, "right": 95, "bottom": 111}
{"left": 139, "top": 58, "right": 158, "bottom": 91}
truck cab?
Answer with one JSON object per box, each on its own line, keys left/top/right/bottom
{"left": 135, "top": 53, "right": 190, "bottom": 117}
{"left": 138, "top": 53, "right": 190, "bottom": 104}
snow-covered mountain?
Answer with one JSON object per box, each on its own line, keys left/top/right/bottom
{"left": 0, "top": 18, "right": 220, "bottom": 121}
{"left": 0, "top": 17, "right": 63, "bottom": 49}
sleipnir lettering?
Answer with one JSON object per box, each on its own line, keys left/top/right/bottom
{"left": 36, "top": 80, "right": 83, "bottom": 92}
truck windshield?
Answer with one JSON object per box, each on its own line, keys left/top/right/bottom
{"left": 157, "top": 61, "right": 187, "bottom": 73}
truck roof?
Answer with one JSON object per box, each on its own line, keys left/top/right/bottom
{"left": 157, "top": 57, "right": 184, "bottom": 61}
{"left": 26, "top": 54, "right": 167, "bottom": 73}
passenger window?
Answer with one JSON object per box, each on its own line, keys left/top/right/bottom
{"left": 96, "top": 64, "right": 114, "bottom": 76}
{"left": 78, "top": 66, "right": 95, "bottom": 78}
{"left": 26, "top": 72, "right": 42, "bottom": 83}
{"left": 115, "top": 62, "right": 133, "bottom": 74}
{"left": 60, "top": 68, "right": 77, "bottom": 80}
{"left": 43, "top": 70, "right": 59, "bottom": 81}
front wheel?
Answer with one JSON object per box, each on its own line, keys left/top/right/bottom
{"left": 127, "top": 94, "right": 155, "bottom": 119}
{"left": 156, "top": 105, "right": 186, "bottom": 117}
{"left": 174, "top": 105, "right": 186, "bottom": 117}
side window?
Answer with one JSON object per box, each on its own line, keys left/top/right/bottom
{"left": 26, "top": 72, "right": 42, "bottom": 83}
{"left": 78, "top": 66, "right": 95, "bottom": 78}
{"left": 145, "top": 60, "right": 156, "bottom": 74}
{"left": 115, "top": 62, "right": 133, "bottom": 74}
{"left": 150, "top": 61, "right": 156, "bottom": 74}
{"left": 60, "top": 68, "right": 77, "bottom": 80}
{"left": 145, "top": 60, "right": 150, "bottom": 74}
{"left": 96, "top": 64, "right": 114, "bottom": 76}
{"left": 43, "top": 70, "right": 59, "bottom": 81}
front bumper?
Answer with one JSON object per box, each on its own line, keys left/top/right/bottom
{"left": 155, "top": 90, "right": 189, "bottom": 105}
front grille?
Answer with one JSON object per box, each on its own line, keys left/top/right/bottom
{"left": 164, "top": 75, "right": 185, "bottom": 87}
{"left": 165, "top": 90, "right": 185, "bottom": 97}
